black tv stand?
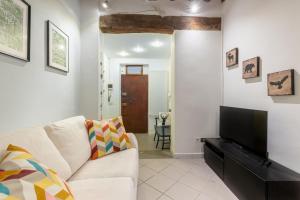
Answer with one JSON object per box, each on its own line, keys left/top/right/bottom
{"left": 203, "top": 138, "right": 300, "bottom": 200}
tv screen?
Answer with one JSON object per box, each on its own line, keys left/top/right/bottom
{"left": 220, "top": 106, "right": 268, "bottom": 158}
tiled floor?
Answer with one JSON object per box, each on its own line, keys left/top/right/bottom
{"left": 138, "top": 158, "right": 238, "bottom": 200}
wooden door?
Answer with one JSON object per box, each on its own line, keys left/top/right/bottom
{"left": 121, "top": 75, "right": 148, "bottom": 133}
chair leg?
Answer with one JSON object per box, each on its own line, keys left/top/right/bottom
{"left": 154, "top": 132, "right": 157, "bottom": 141}
{"left": 156, "top": 136, "right": 160, "bottom": 149}
{"left": 162, "top": 137, "right": 165, "bottom": 150}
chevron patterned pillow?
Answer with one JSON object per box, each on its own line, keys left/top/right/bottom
{"left": 85, "top": 119, "right": 114, "bottom": 159}
{"left": 109, "top": 116, "right": 132, "bottom": 151}
{"left": 85, "top": 117, "right": 132, "bottom": 160}
{"left": 0, "top": 145, "right": 74, "bottom": 200}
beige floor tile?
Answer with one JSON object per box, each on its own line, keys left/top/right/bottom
{"left": 138, "top": 184, "right": 162, "bottom": 200}
{"left": 190, "top": 159, "right": 206, "bottom": 166}
{"left": 171, "top": 159, "right": 197, "bottom": 172}
{"left": 146, "top": 174, "right": 176, "bottom": 192}
{"left": 166, "top": 182, "right": 200, "bottom": 200}
{"left": 161, "top": 165, "right": 187, "bottom": 181}
{"left": 196, "top": 193, "right": 219, "bottom": 200}
{"left": 140, "top": 159, "right": 152, "bottom": 166}
{"left": 189, "top": 165, "right": 217, "bottom": 181}
{"left": 144, "top": 159, "right": 170, "bottom": 172}
{"left": 139, "top": 166, "right": 157, "bottom": 182}
{"left": 158, "top": 195, "right": 173, "bottom": 200}
{"left": 179, "top": 172, "right": 210, "bottom": 192}
{"left": 138, "top": 158, "right": 238, "bottom": 200}
{"left": 138, "top": 179, "right": 143, "bottom": 185}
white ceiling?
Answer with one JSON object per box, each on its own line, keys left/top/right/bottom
{"left": 102, "top": 33, "right": 172, "bottom": 59}
{"left": 99, "top": 0, "right": 222, "bottom": 17}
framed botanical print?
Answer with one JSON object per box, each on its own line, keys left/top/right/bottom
{"left": 47, "top": 20, "right": 69, "bottom": 72}
{"left": 0, "top": 0, "right": 31, "bottom": 61}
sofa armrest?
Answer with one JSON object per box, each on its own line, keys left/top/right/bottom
{"left": 127, "top": 133, "right": 138, "bottom": 150}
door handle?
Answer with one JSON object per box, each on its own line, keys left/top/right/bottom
{"left": 122, "top": 103, "right": 128, "bottom": 107}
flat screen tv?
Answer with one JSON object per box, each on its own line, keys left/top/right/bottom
{"left": 220, "top": 106, "right": 268, "bottom": 158}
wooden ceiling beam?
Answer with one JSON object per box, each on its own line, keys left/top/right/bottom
{"left": 100, "top": 14, "right": 221, "bottom": 34}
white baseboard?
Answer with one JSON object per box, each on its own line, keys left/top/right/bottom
{"left": 172, "top": 152, "right": 204, "bottom": 159}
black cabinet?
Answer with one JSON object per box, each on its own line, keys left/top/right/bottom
{"left": 203, "top": 138, "right": 300, "bottom": 200}
{"left": 204, "top": 144, "right": 224, "bottom": 179}
{"left": 224, "top": 155, "right": 265, "bottom": 200}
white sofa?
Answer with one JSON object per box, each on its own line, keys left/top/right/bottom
{"left": 0, "top": 116, "right": 139, "bottom": 200}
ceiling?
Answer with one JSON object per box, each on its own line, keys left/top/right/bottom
{"left": 102, "top": 33, "right": 172, "bottom": 59}
{"left": 99, "top": 0, "right": 222, "bottom": 17}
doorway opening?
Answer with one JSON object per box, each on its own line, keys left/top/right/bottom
{"left": 100, "top": 33, "right": 174, "bottom": 158}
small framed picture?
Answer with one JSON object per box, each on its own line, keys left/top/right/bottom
{"left": 47, "top": 21, "right": 69, "bottom": 72}
{"left": 243, "top": 57, "right": 260, "bottom": 79}
{"left": 268, "top": 69, "right": 295, "bottom": 96}
{"left": 0, "top": 0, "right": 31, "bottom": 61}
{"left": 226, "top": 48, "right": 238, "bottom": 67}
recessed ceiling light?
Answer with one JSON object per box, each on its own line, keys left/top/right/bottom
{"left": 150, "top": 40, "right": 164, "bottom": 48}
{"left": 132, "top": 46, "right": 145, "bottom": 53}
{"left": 102, "top": 0, "right": 109, "bottom": 9}
{"left": 190, "top": 3, "right": 200, "bottom": 13}
{"left": 118, "top": 51, "right": 130, "bottom": 57}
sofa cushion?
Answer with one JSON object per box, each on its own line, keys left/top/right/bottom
{"left": 44, "top": 116, "right": 91, "bottom": 174}
{"left": 0, "top": 145, "right": 74, "bottom": 200}
{"left": 69, "top": 148, "right": 138, "bottom": 184}
{"left": 68, "top": 178, "right": 135, "bottom": 200}
{"left": 0, "top": 127, "right": 72, "bottom": 180}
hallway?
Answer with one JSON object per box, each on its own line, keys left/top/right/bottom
{"left": 135, "top": 134, "right": 172, "bottom": 159}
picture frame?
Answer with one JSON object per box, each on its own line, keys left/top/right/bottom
{"left": 267, "top": 69, "right": 295, "bottom": 96}
{"left": 243, "top": 57, "right": 260, "bottom": 79}
{"left": 226, "top": 48, "right": 238, "bottom": 67}
{"left": 47, "top": 20, "right": 69, "bottom": 72}
{"left": 0, "top": 0, "right": 31, "bottom": 61}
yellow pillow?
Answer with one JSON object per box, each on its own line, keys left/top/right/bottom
{"left": 0, "top": 145, "right": 74, "bottom": 200}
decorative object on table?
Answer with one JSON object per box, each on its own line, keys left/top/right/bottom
{"left": 243, "top": 57, "right": 260, "bottom": 79}
{"left": 0, "top": 0, "right": 31, "bottom": 61}
{"left": 268, "top": 69, "right": 295, "bottom": 96}
{"left": 47, "top": 20, "right": 69, "bottom": 72}
{"left": 159, "top": 112, "right": 169, "bottom": 125}
{"left": 226, "top": 48, "right": 238, "bottom": 67}
{"left": 0, "top": 144, "right": 74, "bottom": 200}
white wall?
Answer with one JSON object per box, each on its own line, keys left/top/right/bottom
{"left": 102, "top": 57, "right": 169, "bottom": 133}
{"left": 79, "top": 0, "right": 100, "bottom": 119}
{"left": 223, "top": 0, "right": 300, "bottom": 173}
{"left": 0, "top": 0, "right": 81, "bottom": 132}
{"left": 174, "top": 30, "right": 222, "bottom": 157}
